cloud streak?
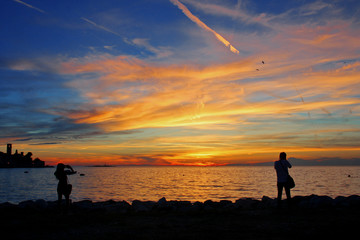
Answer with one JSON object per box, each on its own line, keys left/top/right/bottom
{"left": 170, "top": 0, "right": 239, "bottom": 55}
{"left": 81, "top": 17, "right": 121, "bottom": 37}
{"left": 13, "top": 0, "right": 45, "bottom": 13}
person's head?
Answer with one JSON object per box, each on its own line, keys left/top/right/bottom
{"left": 279, "top": 152, "right": 287, "bottom": 160}
{"left": 54, "top": 163, "right": 65, "bottom": 179}
{"left": 56, "top": 163, "right": 65, "bottom": 172}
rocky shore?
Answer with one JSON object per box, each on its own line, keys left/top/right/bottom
{"left": 1, "top": 195, "right": 360, "bottom": 239}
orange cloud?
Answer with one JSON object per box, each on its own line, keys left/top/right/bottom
{"left": 60, "top": 49, "right": 360, "bottom": 133}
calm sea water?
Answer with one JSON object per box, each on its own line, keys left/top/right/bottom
{"left": 0, "top": 166, "right": 359, "bottom": 204}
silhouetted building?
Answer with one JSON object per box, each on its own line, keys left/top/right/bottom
{"left": 0, "top": 144, "right": 46, "bottom": 168}
{"left": 33, "top": 158, "right": 45, "bottom": 168}
{"left": 7, "top": 143, "right": 12, "bottom": 155}
{"left": 0, "top": 153, "right": 7, "bottom": 167}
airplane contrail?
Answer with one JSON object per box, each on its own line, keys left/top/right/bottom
{"left": 170, "top": 0, "right": 239, "bottom": 55}
{"left": 81, "top": 17, "right": 121, "bottom": 37}
{"left": 13, "top": 0, "right": 45, "bottom": 13}
{"left": 294, "top": 85, "right": 311, "bottom": 119}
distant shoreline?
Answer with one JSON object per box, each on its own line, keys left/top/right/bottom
{"left": 88, "top": 164, "right": 115, "bottom": 167}
{"left": 0, "top": 165, "right": 54, "bottom": 169}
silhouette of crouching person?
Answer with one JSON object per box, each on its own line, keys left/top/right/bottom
{"left": 54, "top": 163, "right": 76, "bottom": 211}
{"left": 274, "top": 152, "right": 292, "bottom": 208}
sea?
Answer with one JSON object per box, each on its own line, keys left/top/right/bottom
{"left": 0, "top": 166, "right": 359, "bottom": 204}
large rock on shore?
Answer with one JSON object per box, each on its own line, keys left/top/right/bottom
{"left": 132, "top": 200, "right": 156, "bottom": 212}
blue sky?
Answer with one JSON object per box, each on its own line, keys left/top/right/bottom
{"left": 1, "top": 0, "right": 360, "bottom": 165}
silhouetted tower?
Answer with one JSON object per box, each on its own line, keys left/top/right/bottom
{"left": 7, "top": 144, "right": 12, "bottom": 155}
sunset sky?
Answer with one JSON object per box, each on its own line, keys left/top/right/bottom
{"left": 1, "top": 0, "right": 359, "bottom": 166}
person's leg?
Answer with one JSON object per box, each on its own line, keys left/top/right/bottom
{"left": 277, "top": 182, "right": 283, "bottom": 207}
{"left": 285, "top": 186, "right": 292, "bottom": 207}
{"left": 58, "top": 194, "right": 62, "bottom": 205}
{"left": 65, "top": 194, "right": 70, "bottom": 210}
{"left": 57, "top": 187, "right": 62, "bottom": 207}
{"left": 65, "top": 184, "right": 72, "bottom": 209}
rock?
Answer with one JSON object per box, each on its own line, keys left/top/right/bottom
{"left": 158, "top": 197, "right": 167, "bottom": 206}
{"left": 202, "top": 200, "right": 235, "bottom": 212}
{"left": 93, "top": 200, "right": 131, "bottom": 213}
{"left": 46, "top": 200, "right": 59, "bottom": 210}
{"left": 132, "top": 200, "right": 156, "bottom": 212}
{"left": 18, "top": 199, "right": 49, "bottom": 211}
{"left": 0, "top": 202, "right": 17, "bottom": 210}
{"left": 73, "top": 200, "right": 93, "bottom": 210}
{"left": 157, "top": 197, "right": 173, "bottom": 210}
{"left": 261, "top": 196, "right": 276, "bottom": 208}
{"left": 219, "top": 200, "right": 232, "bottom": 207}
{"left": 334, "top": 196, "right": 349, "bottom": 207}
{"left": 192, "top": 201, "right": 204, "bottom": 211}
{"left": 34, "top": 199, "right": 48, "bottom": 209}
{"left": 178, "top": 201, "right": 192, "bottom": 211}
{"left": 204, "top": 199, "right": 215, "bottom": 206}
{"left": 131, "top": 200, "right": 144, "bottom": 212}
{"left": 117, "top": 200, "right": 132, "bottom": 213}
{"left": 333, "top": 195, "right": 360, "bottom": 208}
{"left": 203, "top": 200, "right": 216, "bottom": 211}
{"left": 93, "top": 199, "right": 115, "bottom": 208}
{"left": 235, "top": 198, "right": 259, "bottom": 209}
{"left": 309, "top": 195, "right": 333, "bottom": 208}
{"left": 219, "top": 200, "right": 236, "bottom": 212}
{"left": 261, "top": 195, "right": 272, "bottom": 202}
{"left": 168, "top": 200, "right": 192, "bottom": 212}
{"left": 158, "top": 197, "right": 167, "bottom": 203}
{"left": 296, "top": 195, "right": 334, "bottom": 208}
{"left": 347, "top": 195, "right": 360, "bottom": 207}
{"left": 19, "top": 200, "right": 36, "bottom": 209}
{"left": 295, "top": 195, "right": 312, "bottom": 208}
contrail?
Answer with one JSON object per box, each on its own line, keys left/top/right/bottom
{"left": 170, "top": 0, "right": 239, "bottom": 55}
{"left": 81, "top": 17, "right": 121, "bottom": 37}
{"left": 294, "top": 85, "right": 311, "bottom": 119}
{"left": 13, "top": 0, "right": 45, "bottom": 13}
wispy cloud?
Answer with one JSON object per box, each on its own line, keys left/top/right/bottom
{"left": 170, "top": 0, "right": 239, "bottom": 55}
{"left": 125, "top": 38, "right": 173, "bottom": 59}
{"left": 13, "top": 0, "right": 45, "bottom": 14}
{"left": 81, "top": 17, "right": 121, "bottom": 37}
{"left": 181, "top": 0, "right": 269, "bottom": 27}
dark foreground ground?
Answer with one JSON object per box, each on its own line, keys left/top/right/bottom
{"left": 1, "top": 195, "right": 359, "bottom": 240}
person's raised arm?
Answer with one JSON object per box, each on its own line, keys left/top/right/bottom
{"left": 65, "top": 165, "right": 76, "bottom": 174}
{"left": 286, "top": 160, "right": 292, "bottom": 168}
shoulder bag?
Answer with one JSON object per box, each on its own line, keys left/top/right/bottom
{"left": 280, "top": 161, "right": 295, "bottom": 189}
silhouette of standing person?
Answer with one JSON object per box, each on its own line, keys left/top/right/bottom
{"left": 54, "top": 163, "right": 76, "bottom": 211}
{"left": 274, "top": 152, "right": 292, "bottom": 208}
